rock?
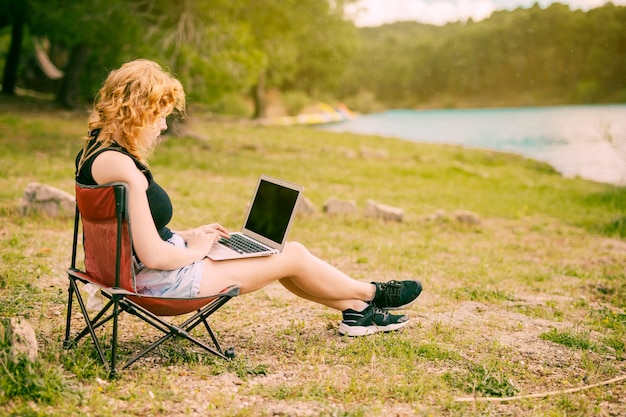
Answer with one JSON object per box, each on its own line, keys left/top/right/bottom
{"left": 364, "top": 199, "right": 404, "bottom": 222}
{"left": 0, "top": 317, "right": 38, "bottom": 362}
{"left": 451, "top": 209, "right": 481, "bottom": 225}
{"left": 322, "top": 197, "right": 358, "bottom": 216}
{"left": 425, "top": 209, "right": 447, "bottom": 221}
{"left": 297, "top": 196, "right": 317, "bottom": 216}
{"left": 21, "top": 182, "right": 75, "bottom": 218}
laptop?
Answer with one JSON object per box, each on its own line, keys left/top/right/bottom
{"left": 207, "top": 174, "right": 303, "bottom": 261}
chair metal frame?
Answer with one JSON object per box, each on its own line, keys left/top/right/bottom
{"left": 64, "top": 182, "right": 239, "bottom": 377}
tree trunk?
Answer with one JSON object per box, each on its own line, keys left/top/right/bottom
{"left": 1, "top": 8, "right": 26, "bottom": 96}
{"left": 251, "top": 70, "right": 267, "bottom": 119}
{"left": 56, "top": 43, "right": 90, "bottom": 109}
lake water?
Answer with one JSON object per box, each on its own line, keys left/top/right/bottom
{"left": 320, "top": 105, "right": 626, "bottom": 186}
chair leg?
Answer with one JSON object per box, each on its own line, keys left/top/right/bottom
{"left": 67, "top": 278, "right": 111, "bottom": 372}
{"left": 119, "top": 299, "right": 233, "bottom": 369}
{"left": 72, "top": 304, "right": 116, "bottom": 343}
{"left": 200, "top": 315, "right": 223, "bottom": 353}
{"left": 66, "top": 280, "right": 238, "bottom": 372}
{"left": 123, "top": 324, "right": 229, "bottom": 369}
{"left": 63, "top": 280, "right": 75, "bottom": 349}
{"left": 110, "top": 296, "right": 121, "bottom": 378}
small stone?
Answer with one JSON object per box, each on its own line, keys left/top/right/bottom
{"left": 297, "top": 196, "right": 317, "bottom": 216}
{"left": 364, "top": 199, "right": 403, "bottom": 222}
{"left": 21, "top": 182, "right": 75, "bottom": 218}
{"left": 0, "top": 317, "right": 38, "bottom": 362}
{"left": 451, "top": 209, "right": 481, "bottom": 225}
{"left": 323, "top": 197, "right": 358, "bottom": 216}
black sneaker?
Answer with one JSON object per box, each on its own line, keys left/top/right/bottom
{"left": 371, "top": 280, "right": 422, "bottom": 310}
{"left": 338, "top": 304, "right": 409, "bottom": 337}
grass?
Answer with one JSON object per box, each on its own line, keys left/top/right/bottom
{"left": 0, "top": 95, "right": 625, "bottom": 416}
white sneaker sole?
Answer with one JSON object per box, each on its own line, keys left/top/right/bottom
{"left": 383, "top": 297, "right": 420, "bottom": 310}
{"left": 338, "top": 318, "right": 409, "bottom": 337}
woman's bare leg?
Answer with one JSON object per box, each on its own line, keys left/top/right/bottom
{"left": 278, "top": 277, "right": 369, "bottom": 311}
{"left": 197, "top": 241, "right": 375, "bottom": 311}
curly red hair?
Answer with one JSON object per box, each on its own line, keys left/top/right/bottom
{"left": 79, "top": 59, "right": 185, "bottom": 167}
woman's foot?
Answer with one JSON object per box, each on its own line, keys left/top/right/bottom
{"left": 338, "top": 304, "right": 409, "bottom": 336}
{"left": 371, "top": 280, "right": 423, "bottom": 310}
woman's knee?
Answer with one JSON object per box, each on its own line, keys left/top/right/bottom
{"left": 282, "top": 241, "right": 311, "bottom": 258}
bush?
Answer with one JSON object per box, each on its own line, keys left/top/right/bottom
{"left": 281, "top": 91, "right": 311, "bottom": 116}
{"left": 209, "top": 93, "right": 252, "bottom": 117}
{"left": 343, "top": 90, "right": 385, "bottom": 114}
{"left": 571, "top": 79, "right": 600, "bottom": 103}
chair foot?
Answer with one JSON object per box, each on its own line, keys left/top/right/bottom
{"left": 63, "top": 340, "right": 76, "bottom": 349}
{"left": 225, "top": 348, "right": 235, "bottom": 359}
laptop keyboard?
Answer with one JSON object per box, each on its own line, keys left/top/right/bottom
{"left": 219, "top": 234, "right": 268, "bottom": 254}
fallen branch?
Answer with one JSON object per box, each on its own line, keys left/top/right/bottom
{"left": 455, "top": 374, "right": 626, "bottom": 403}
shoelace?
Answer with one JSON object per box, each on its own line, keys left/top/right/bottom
{"left": 379, "top": 280, "right": 402, "bottom": 303}
{"left": 370, "top": 306, "right": 394, "bottom": 324}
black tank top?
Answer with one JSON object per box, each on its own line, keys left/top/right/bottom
{"left": 75, "top": 139, "right": 174, "bottom": 241}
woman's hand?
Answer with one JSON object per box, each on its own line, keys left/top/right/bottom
{"left": 186, "top": 230, "right": 220, "bottom": 259}
{"left": 176, "top": 223, "right": 230, "bottom": 259}
{"left": 193, "top": 223, "right": 230, "bottom": 239}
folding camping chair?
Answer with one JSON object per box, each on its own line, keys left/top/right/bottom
{"left": 64, "top": 182, "right": 240, "bottom": 377}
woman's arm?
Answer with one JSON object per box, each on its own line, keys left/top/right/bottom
{"left": 91, "top": 151, "right": 217, "bottom": 270}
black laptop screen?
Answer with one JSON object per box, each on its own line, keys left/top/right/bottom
{"left": 244, "top": 179, "right": 299, "bottom": 243}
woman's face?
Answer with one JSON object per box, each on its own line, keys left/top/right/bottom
{"left": 146, "top": 115, "right": 168, "bottom": 141}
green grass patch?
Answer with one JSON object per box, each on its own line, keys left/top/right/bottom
{"left": 1, "top": 97, "right": 626, "bottom": 415}
{"left": 449, "top": 287, "right": 517, "bottom": 303}
{"left": 0, "top": 353, "right": 68, "bottom": 405}
{"left": 445, "top": 365, "right": 519, "bottom": 398}
{"left": 539, "top": 328, "right": 595, "bottom": 351}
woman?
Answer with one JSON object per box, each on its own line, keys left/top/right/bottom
{"left": 75, "top": 59, "right": 422, "bottom": 337}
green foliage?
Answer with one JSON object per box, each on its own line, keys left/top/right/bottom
{"left": 593, "top": 309, "right": 626, "bottom": 332}
{"left": 590, "top": 277, "right": 626, "bottom": 309}
{"left": 342, "top": 90, "right": 385, "bottom": 114}
{"left": 540, "top": 328, "right": 594, "bottom": 350}
{"left": 449, "top": 287, "right": 516, "bottom": 303}
{"left": 208, "top": 93, "right": 252, "bottom": 117}
{"left": 0, "top": 31, "right": 8, "bottom": 76}
{"left": 601, "top": 215, "right": 626, "bottom": 239}
{"left": 6, "top": 1, "right": 625, "bottom": 112}
{"left": 340, "top": 4, "right": 626, "bottom": 108}
{"left": 233, "top": 0, "right": 356, "bottom": 116}
{"left": 445, "top": 365, "right": 519, "bottom": 397}
{"left": 0, "top": 353, "right": 67, "bottom": 405}
{"left": 2, "top": 0, "right": 352, "bottom": 108}
{"left": 602, "top": 335, "right": 625, "bottom": 360}
{"left": 572, "top": 79, "right": 602, "bottom": 103}
{"left": 141, "top": 0, "right": 266, "bottom": 103}
{"left": 281, "top": 90, "right": 311, "bottom": 116}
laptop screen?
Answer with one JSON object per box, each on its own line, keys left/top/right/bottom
{"left": 244, "top": 178, "right": 300, "bottom": 244}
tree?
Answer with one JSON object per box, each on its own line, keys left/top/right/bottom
{"left": 236, "top": 0, "right": 356, "bottom": 118}
{"left": 30, "top": 0, "right": 144, "bottom": 107}
{"left": 338, "top": 4, "right": 626, "bottom": 109}
{"left": 0, "top": 0, "right": 28, "bottom": 95}
{"left": 134, "top": 0, "right": 265, "bottom": 106}
{"left": 2, "top": 0, "right": 358, "bottom": 115}
{"left": 288, "top": 0, "right": 357, "bottom": 98}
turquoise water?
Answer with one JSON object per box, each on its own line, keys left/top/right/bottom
{"left": 320, "top": 105, "right": 626, "bottom": 185}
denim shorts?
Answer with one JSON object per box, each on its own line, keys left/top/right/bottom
{"left": 135, "top": 233, "right": 203, "bottom": 298}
